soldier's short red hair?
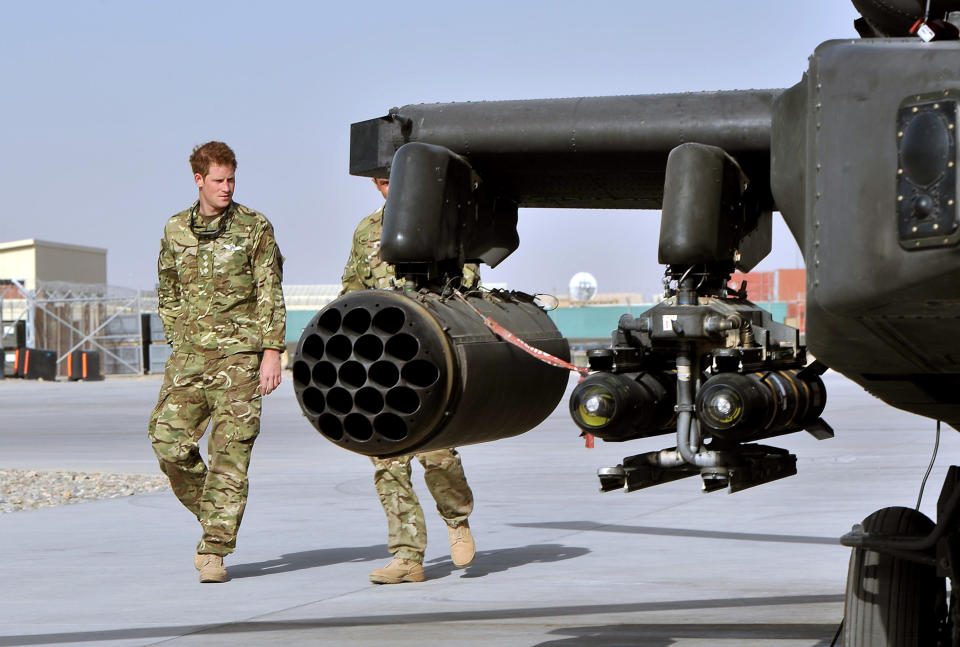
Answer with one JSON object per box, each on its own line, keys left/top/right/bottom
{"left": 189, "top": 141, "right": 237, "bottom": 177}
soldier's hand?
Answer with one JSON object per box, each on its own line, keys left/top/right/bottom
{"left": 260, "top": 349, "right": 283, "bottom": 395}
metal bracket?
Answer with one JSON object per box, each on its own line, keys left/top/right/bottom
{"left": 840, "top": 465, "right": 960, "bottom": 571}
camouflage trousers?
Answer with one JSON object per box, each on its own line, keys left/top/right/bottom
{"left": 148, "top": 351, "right": 262, "bottom": 557}
{"left": 371, "top": 448, "right": 474, "bottom": 563}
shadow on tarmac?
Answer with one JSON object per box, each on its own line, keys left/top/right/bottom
{"left": 511, "top": 521, "right": 840, "bottom": 546}
{"left": 0, "top": 594, "right": 845, "bottom": 646}
{"left": 228, "top": 542, "right": 589, "bottom": 581}
{"left": 533, "top": 622, "right": 843, "bottom": 647}
{"left": 426, "top": 543, "right": 591, "bottom": 580}
{"left": 228, "top": 544, "right": 388, "bottom": 579}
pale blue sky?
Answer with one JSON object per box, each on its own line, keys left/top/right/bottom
{"left": 0, "top": 1, "right": 858, "bottom": 299}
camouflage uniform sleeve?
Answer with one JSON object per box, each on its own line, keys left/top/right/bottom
{"left": 462, "top": 263, "right": 481, "bottom": 289}
{"left": 339, "top": 224, "right": 366, "bottom": 296}
{"left": 251, "top": 218, "right": 287, "bottom": 351}
{"left": 157, "top": 233, "right": 182, "bottom": 348}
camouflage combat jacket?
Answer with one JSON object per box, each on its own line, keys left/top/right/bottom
{"left": 157, "top": 201, "right": 286, "bottom": 356}
{"left": 340, "top": 206, "right": 478, "bottom": 295}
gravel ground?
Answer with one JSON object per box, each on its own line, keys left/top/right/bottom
{"left": 0, "top": 469, "right": 170, "bottom": 513}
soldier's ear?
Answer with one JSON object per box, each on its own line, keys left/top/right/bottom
{"left": 194, "top": 173, "right": 204, "bottom": 188}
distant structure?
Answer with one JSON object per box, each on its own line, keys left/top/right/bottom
{"left": 0, "top": 239, "right": 141, "bottom": 377}
{"left": 0, "top": 239, "right": 106, "bottom": 289}
{"left": 729, "top": 268, "right": 806, "bottom": 331}
{"left": 568, "top": 272, "right": 598, "bottom": 302}
{"left": 545, "top": 268, "right": 806, "bottom": 351}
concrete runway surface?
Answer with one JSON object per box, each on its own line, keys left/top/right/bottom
{"left": 0, "top": 369, "right": 956, "bottom": 646}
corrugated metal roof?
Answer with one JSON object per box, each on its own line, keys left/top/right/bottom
{"left": 284, "top": 284, "right": 340, "bottom": 307}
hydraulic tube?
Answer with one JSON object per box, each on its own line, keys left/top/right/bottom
{"left": 675, "top": 346, "right": 729, "bottom": 469}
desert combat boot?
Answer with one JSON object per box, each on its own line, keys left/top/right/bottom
{"left": 194, "top": 553, "right": 228, "bottom": 583}
{"left": 369, "top": 558, "right": 426, "bottom": 584}
{"left": 448, "top": 521, "right": 475, "bottom": 568}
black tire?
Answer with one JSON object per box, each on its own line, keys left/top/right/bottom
{"left": 843, "top": 506, "right": 944, "bottom": 646}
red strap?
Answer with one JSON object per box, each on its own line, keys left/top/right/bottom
{"left": 480, "top": 315, "right": 589, "bottom": 376}
{"left": 452, "top": 290, "right": 590, "bottom": 376}
{"left": 453, "top": 290, "right": 594, "bottom": 448}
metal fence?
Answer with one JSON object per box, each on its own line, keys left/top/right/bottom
{"left": 0, "top": 279, "right": 159, "bottom": 377}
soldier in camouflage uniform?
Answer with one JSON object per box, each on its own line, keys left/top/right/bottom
{"left": 148, "top": 141, "right": 286, "bottom": 584}
{"left": 342, "top": 176, "right": 476, "bottom": 584}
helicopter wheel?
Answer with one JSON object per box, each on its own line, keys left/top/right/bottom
{"left": 843, "top": 506, "right": 946, "bottom": 646}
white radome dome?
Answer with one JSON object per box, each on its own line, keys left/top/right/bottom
{"left": 569, "top": 272, "right": 598, "bottom": 302}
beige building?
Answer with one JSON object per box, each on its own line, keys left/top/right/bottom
{"left": 0, "top": 239, "right": 107, "bottom": 290}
